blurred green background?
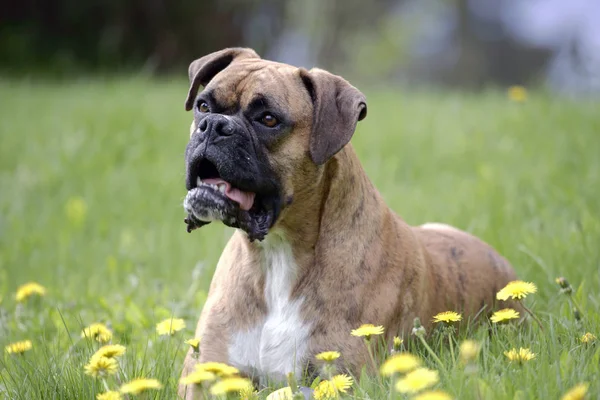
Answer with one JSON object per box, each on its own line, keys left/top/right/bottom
{"left": 1, "top": 78, "right": 598, "bottom": 314}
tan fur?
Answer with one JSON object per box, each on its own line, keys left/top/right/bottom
{"left": 179, "top": 53, "right": 518, "bottom": 398}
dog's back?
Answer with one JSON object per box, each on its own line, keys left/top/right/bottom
{"left": 412, "top": 223, "right": 519, "bottom": 323}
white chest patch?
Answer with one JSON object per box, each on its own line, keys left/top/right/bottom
{"left": 228, "top": 233, "right": 311, "bottom": 383}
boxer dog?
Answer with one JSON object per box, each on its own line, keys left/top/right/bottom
{"left": 179, "top": 48, "right": 518, "bottom": 397}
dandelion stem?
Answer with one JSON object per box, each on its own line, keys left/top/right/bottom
{"left": 287, "top": 372, "right": 300, "bottom": 394}
{"left": 567, "top": 295, "right": 584, "bottom": 318}
{"left": 364, "top": 338, "right": 379, "bottom": 374}
{"left": 472, "top": 376, "right": 483, "bottom": 400}
{"left": 448, "top": 334, "right": 456, "bottom": 368}
{"left": 416, "top": 334, "right": 445, "bottom": 372}
{"left": 521, "top": 303, "right": 544, "bottom": 331}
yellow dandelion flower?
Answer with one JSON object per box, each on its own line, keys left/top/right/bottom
{"left": 97, "top": 391, "right": 122, "bottom": 400}
{"left": 266, "top": 387, "right": 293, "bottom": 400}
{"left": 5, "top": 340, "right": 32, "bottom": 354}
{"left": 316, "top": 351, "right": 340, "bottom": 362}
{"left": 314, "top": 380, "right": 336, "bottom": 400}
{"left": 239, "top": 384, "right": 259, "bottom": 400}
{"left": 350, "top": 324, "right": 384, "bottom": 338}
{"left": 81, "top": 323, "right": 113, "bottom": 343}
{"left": 180, "top": 370, "right": 216, "bottom": 385}
{"left": 330, "top": 375, "right": 353, "bottom": 392}
{"left": 413, "top": 390, "right": 453, "bottom": 400}
{"left": 496, "top": 281, "right": 537, "bottom": 301}
{"left": 395, "top": 368, "right": 439, "bottom": 393}
{"left": 120, "top": 378, "right": 162, "bottom": 395}
{"left": 490, "top": 308, "right": 520, "bottom": 323}
{"left": 380, "top": 353, "right": 421, "bottom": 376}
{"left": 84, "top": 356, "right": 118, "bottom": 378}
{"left": 15, "top": 282, "right": 46, "bottom": 302}
{"left": 156, "top": 317, "right": 186, "bottom": 336}
{"left": 432, "top": 311, "right": 462, "bottom": 324}
{"left": 185, "top": 338, "right": 201, "bottom": 352}
{"left": 93, "top": 344, "right": 126, "bottom": 359}
{"left": 561, "top": 383, "right": 589, "bottom": 400}
{"left": 504, "top": 348, "right": 535, "bottom": 364}
{"left": 313, "top": 375, "right": 353, "bottom": 400}
{"left": 210, "top": 377, "right": 253, "bottom": 396}
{"left": 507, "top": 86, "right": 527, "bottom": 102}
{"left": 580, "top": 332, "right": 596, "bottom": 344}
{"left": 459, "top": 340, "right": 480, "bottom": 364}
{"left": 392, "top": 336, "right": 404, "bottom": 352}
{"left": 195, "top": 361, "right": 239, "bottom": 377}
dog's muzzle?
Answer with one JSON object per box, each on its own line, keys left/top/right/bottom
{"left": 183, "top": 114, "right": 280, "bottom": 241}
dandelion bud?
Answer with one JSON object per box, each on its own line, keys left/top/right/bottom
{"left": 412, "top": 318, "right": 426, "bottom": 337}
{"left": 561, "top": 287, "right": 573, "bottom": 295}
{"left": 555, "top": 277, "right": 573, "bottom": 294}
{"left": 392, "top": 336, "right": 403, "bottom": 353}
{"left": 573, "top": 307, "right": 582, "bottom": 321}
{"left": 292, "top": 392, "right": 306, "bottom": 400}
{"left": 185, "top": 338, "right": 201, "bottom": 354}
{"left": 286, "top": 372, "right": 299, "bottom": 393}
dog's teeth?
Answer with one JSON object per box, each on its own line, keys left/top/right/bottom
{"left": 196, "top": 176, "right": 202, "bottom": 187}
{"left": 218, "top": 183, "right": 226, "bottom": 194}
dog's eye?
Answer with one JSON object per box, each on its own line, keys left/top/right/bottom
{"left": 260, "top": 113, "right": 278, "bottom": 128}
{"left": 197, "top": 101, "right": 210, "bottom": 113}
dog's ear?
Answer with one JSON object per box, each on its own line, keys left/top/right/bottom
{"left": 299, "top": 68, "right": 367, "bottom": 165}
{"left": 185, "top": 48, "right": 260, "bottom": 111}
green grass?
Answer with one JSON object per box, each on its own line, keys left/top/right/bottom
{"left": 0, "top": 78, "right": 599, "bottom": 399}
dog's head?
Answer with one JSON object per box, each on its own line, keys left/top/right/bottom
{"left": 183, "top": 48, "right": 367, "bottom": 241}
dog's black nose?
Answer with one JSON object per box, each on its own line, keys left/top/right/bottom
{"left": 198, "top": 114, "right": 234, "bottom": 137}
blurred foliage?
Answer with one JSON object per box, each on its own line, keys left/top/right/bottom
{"left": 1, "top": 0, "right": 399, "bottom": 76}
{"left": 0, "top": 0, "right": 285, "bottom": 75}
{"left": 1, "top": 0, "right": 557, "bottom": 87}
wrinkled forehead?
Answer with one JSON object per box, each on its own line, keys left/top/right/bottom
{"left": 204, "top": 59, "right": 312, "bottom": 115}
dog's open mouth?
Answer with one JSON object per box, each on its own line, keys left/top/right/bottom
{"left": 200, "top": 177, "right": 255, "bottom": 211}
{"left": 183, "top": 158, "right": 275, "bottom": 241}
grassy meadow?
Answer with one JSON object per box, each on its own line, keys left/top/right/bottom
{"left": 0, "top": 78, "right": 599, "bottom": 399}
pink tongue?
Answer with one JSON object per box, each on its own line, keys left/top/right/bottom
{"left": 202, "top": 178, "right": 256, "bottom": 211}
